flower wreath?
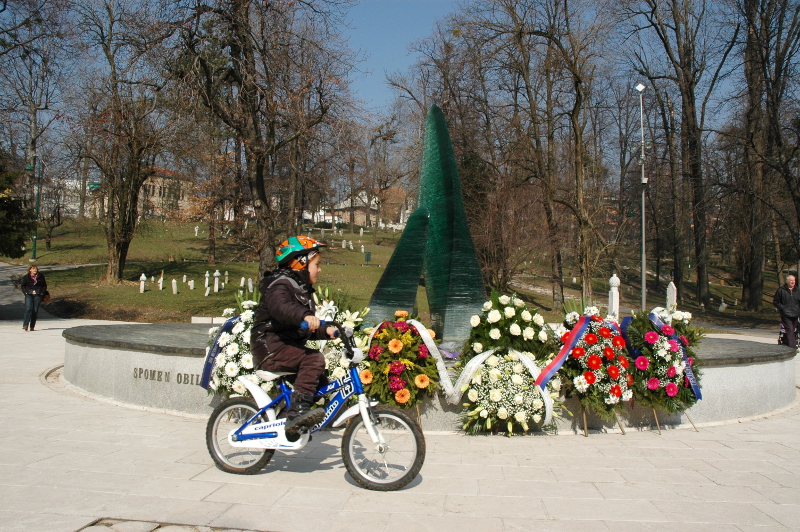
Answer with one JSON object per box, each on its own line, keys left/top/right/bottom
{"left": 459, "top": 292, "right": 562, "bottom": 434}
{"left": 625, "top": 308, "right": 703, "bottom": 413}
{"left": 557, "top": 307, "right": 633, "bottom": 420}
{"left": 361, "top": 310, "right": 440, "bottom": 408}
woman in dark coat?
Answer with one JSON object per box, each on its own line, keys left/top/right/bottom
{"left": 20, "top": 265, "right": 47, "bottom": 331}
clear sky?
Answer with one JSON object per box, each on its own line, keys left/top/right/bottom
{"left": 345, "top": 0, "right": 460, "bottom": 111}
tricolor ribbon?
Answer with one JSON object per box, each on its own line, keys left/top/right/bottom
{"left": 647, "top": 312, "right": 702, "bottom": 401}
{"left": 200, "top": 316, "right": 239, "bottom": 389}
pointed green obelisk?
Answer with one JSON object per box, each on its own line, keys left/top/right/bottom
{"left": 369, "top": 105, "right": 486, "bottom": 341}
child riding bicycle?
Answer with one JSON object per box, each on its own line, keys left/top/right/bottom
{"left": 250, "top": 236, "right": 337, "bottom": 440}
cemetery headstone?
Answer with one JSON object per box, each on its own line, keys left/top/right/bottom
{"left": 361, "top": 245, "right": 365, "bottom": 253}
{"left": 172, "top": 279, "right": 178, "bottom": 295}
{"left": 360, "top": 227, "right": 363, "bottom": 237}
{"left": 248, "top": 278, "right": 253, "bottom": 293}
{"left": 349, "top": 240, "right": 353, "bottom": 250}
{"left": 158, "top": 278, "right": 163, "bottom": 291}
{"left": 205, "top": 287, "right": 210, "bottom": 297}
{"left": 204, "top": 271, "right": 210, "bottom": 288}
{"left": 189, "top": 280, "right": 195, "bottom": 290}
{"left": 342, "top": 239, "right": 346, "bottom": 249}
{"left": 240, "top": 277, "right": 245, "bottom": 287}
{"left": 214, "top": 270, "right": 221, "bottom": 292}
{"left": 139, "top": 273, "right": 147, "bottom": 294}
{"left": 608, "top": 274, "right": 620, "bottom": 320}
{"left": 224, "top": 271, "right": 229, "bottom": 284}
{"left": 194, "top": 226, "right": 199, "bottom": 236}
{"left": 182, "top": 274, "right": 187, "bottom": 283}
{"left": 666, "top": 281, "right": 677, "bottom": 310}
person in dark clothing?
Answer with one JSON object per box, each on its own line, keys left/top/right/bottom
{"left": 250, "top": 236, "right": 336, "bottom": 440}
{"left": 20, "top": 265, "right": 47, "bottom": 331}
{"left": 773, "top": 275, "right": 800, "bottom": 348}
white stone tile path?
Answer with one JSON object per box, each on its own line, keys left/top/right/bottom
{"left": 1, "top": 263, "right": 799, "bottom": 531}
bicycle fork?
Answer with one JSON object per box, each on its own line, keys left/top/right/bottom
{"left": 357, "top": 394, "right": 387, "bottom": 451}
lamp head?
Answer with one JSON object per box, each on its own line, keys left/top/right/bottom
{"left": 635, "top": 83, "right": 646, "bottom": 92}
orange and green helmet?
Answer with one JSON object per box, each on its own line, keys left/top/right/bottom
{"left": 275, "top": 236, "right": 326, "bottom": 270}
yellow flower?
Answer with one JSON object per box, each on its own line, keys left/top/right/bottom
{"left": 359, "top": 369, "right": 373, "bottom": 384}
{"left": 395, "top": 310, "right": 409, "bottom": 318}
{"left": 388, "top": 338, "right": 404, "bottom": 354}
{"left": 395, "top": 388, "right": 411, "bottom": 403}
{"left": 414, "top": 374, "right": 430, "bottom": 389}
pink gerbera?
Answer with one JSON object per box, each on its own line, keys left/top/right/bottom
{"left": 668, "top": 339, "right": 680, "bottom": 352}
{"left": 635, "top": 356, "right": 650, "bottom": 370}
{"left": 661, "top": 325, "right": 675, "bottom": 335}
{"left": 643, "top": 331, "right": 659, "bottom": 344}
{"left": 647, "top": 377, "right": 661, "bottom": 390}
{"left": 665, "top": 382, "right": 678, "bottom": 397}
{"left": 667, "top": 366, "right": 677, "bottom": 377}
{"left": 679, "top": 335, "right": 690, "bottom": 346}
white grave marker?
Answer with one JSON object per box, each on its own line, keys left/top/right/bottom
{"left": 608, "top": 274, "right": 620, "bottom": 320}
{"left": 666, "top": 281, "right": 677, "bottom": 311}
{"left": 205, "top": 287, "right": 210, "bottom": 297}
{"left": 139, "top": 273, "right": 147, "bottom": 293}
{"left": 158, "top": 278, "right": 163, "bottom": 291}
{"left": 214, "top": 270, "right": 221, "bottom": 292}
{"left": 172, "top": 279, "right": 178, "bottom": 294}
{"left": 204, "top": 271, "right": 210, "bottom": 288}
{"left": 248, "top": 278, "right": 253, "bottom": 293}
{"left": 189, "top": 280, "right": 195, "bottom": 290}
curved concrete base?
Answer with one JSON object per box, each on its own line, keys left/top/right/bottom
{"left": 63, "top": 324, "right": 797, "bottom": 432}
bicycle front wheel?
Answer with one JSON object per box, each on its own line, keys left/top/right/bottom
{"left": 206, "top": 397, "right": 274, "bottom": 474}
{"left": 342, "top": 405, "right": 425, "bottom": 491}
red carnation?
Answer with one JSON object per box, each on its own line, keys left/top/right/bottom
{"left": 585, "top": 333, "right": 598, "bottom": 345}
{"left": 607, "top": 365, "right": 620, "bottom": 379}
{"left": 610, "top": 384, "right": 622, "bottom": 397}
{"left": 571, "top": 346, "right": 585, "bottom": 358}
{"left": 680, "top": 335, "right": 690, "bottom": 346}
{"left": 626, "top": 374, "right": 634, "bottom": 386}
{"left": 584, "top": 371, "right": 597, "bottom": 384}
{"left": 618, "top": 356, "right": 629, "bottom": 369}
{"left": 587, "top": 354, "right": 602, "bottom": 370}
{"left": 598, "top": 327, "right": 612, "bottom": 339}
{"left": 561, "top": 332, "right": 571, "bottom": 343}
{"left": 591, "top": 315, "right": 604, "bottom": 322}
{"left": 603, "top": 346, "right": 616, "bottom": 360}
{"left": 612, "top": 336, "right": 625, "bottom": 348}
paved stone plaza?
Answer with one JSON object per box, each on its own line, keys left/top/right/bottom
{"left": 2, "top": 263, "right": 800, "bottom": 531}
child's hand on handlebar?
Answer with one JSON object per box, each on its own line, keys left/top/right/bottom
{"left": 325, "top": 326, "right": 337, "bottom": 339}
{"left": 304, "top": 315, "right": 321, "bottom": 332}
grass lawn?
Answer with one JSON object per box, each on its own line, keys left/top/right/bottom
{"left": 3, "top": 218, "right": 786, "bottom": 330}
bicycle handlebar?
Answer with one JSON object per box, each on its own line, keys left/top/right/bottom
{"left": 300, "top": 319, "right": 360, "bottom": 360}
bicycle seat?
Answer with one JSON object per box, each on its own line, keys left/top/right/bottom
{"left": 255, "top": 370, "right": 296, "bottom": 381}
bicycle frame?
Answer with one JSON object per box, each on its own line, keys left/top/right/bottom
{"left": 227, "top": 364, "right": 376, "bottom": 450}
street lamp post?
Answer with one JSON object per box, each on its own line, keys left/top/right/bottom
{"left": 635, "top": 82, "right": 648, "bottom": 312}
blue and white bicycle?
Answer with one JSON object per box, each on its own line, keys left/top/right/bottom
{"left": 205, "top": 321, "right": 426, "bottom": 491}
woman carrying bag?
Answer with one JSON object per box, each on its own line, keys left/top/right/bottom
{"left": 20, "top": 265, "right": 47, "bottom": 331}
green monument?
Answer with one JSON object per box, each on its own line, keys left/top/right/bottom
{"left": 369, "top": 105, "right": 486, "bottom": 342}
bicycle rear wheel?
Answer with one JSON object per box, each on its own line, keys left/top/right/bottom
{"left": 206, "top": 397, "right": 274, "bottom": 474}
{"left": 341, "top": 405, "right": 425, "bottom": 491}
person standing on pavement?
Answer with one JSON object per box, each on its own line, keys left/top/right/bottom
{"left": 20, "top": 265, "right": 47, "bottom": 331}
{"left": 773, "top": 274, "right": 800, "bottom": 348}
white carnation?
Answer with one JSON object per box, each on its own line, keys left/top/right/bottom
{"left": 605, "top": 394, "right": 620, "bottom": 405}
{"left": 482, "top": 301, "right": 493, "bottom": 311}
{"left": 565, "top": 312, "right": 580, "bottom": 325}
{"left": 232, "top": 381, "right": 246, "bottom": 395}
{"left": 489, "top": 389, "right": 503, "bottom": 402}
{"left": 489, "top": 328, "right": 501, "bottom": 340}
{"left": 470, "top": 315, "right": 481, "bottom": 327}
{"left": 683, "top": 312, "right": 692, "bottom": 322}
{"left": 486, "top": 355, "right": 500, "bottom": 367}
{"left": 523, "top": 327, "right": 535, "bottom": 340}
{"left": 242, "top": 329, "right": 251, "bottom": 344}
{"left": 672, "top": 311, "right": 684, "bottom": 321}
{"left": 222, "top": 308, "right": 236, "bottom": 317}
{"left": 533, "top": 314, "right": 545, "bottom": 327}
{"left": 497, "top": 407, "right": 509, "bottom": 419}
{"left": 511, "top": 374, "right": 524, "bottom": 385}
{"left": 241, "top": 300, "right": 257, "bottom": 309}
{"left": 232, "top": 321, "right": 245, "bottom": 335}
{"left": 240, "top": 353, "right": 254, "bottom": 369}
{"left": 504, "top": 307, "right": 515, "bottom": 319}
{"left": 240, "top": 310, "right": 254, "bottom": 323}
{"left": 487, "top": 309, "right": 502, "bottom": 323}
{"left": 509, "top": 323, "right": 521, "bottom": 336}
{"left": 224, "top": 361, "right": 239, "bottom": 377}
{"left": 260, "top": 381, "right": 273, "bottom": 392}
{"left": 538, "top": 329, "right": 548, "bottom": 342}
{"left": 521, "top": 310, "right": 532, "bottom": 322}
{"left": 584, "top": 306, "right": 600, "bottom": 316}
{"left": 467, "top": 389, "right": 479, "bottom": 402}
{"left": 622, "top": 389, "right": 633, "bottom": 401}
{"left": 573, "top": 375, "right": 589, "bottom": 393}
{"left": 208, "top": 326, "right": 220, "bottom": 336}
{"left": 472, "top": 342, "right": 484, "bottom": 353}
{"left": 499, "top": 295, "right": 511, "bottom": 305}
